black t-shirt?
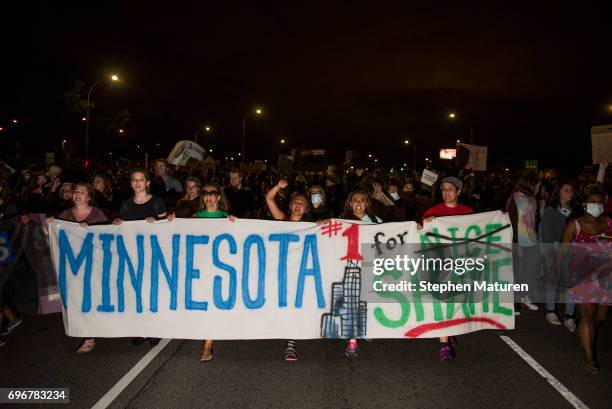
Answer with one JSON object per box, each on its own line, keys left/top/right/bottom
{"left": 120, "top": 195, "right": 167, "bottom": 221}
{"left": 224, "top": 187, "right": 255, "bottom": 218}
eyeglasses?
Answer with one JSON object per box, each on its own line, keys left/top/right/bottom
{"left": 203, "top": 191, "right": 219, "bottom": 196}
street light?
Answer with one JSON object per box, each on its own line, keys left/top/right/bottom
{"left": 242, "top": 107, "right": 264, "bottom": 163}
{"left": 194, "top": 124, "right": 212, "bottom": 144}
{"left": 404, "top": 138, "right": 417, "bottom": 169}
{"left": 448, "top": 111, "right": 474, "bottom": 144}
{"left": 86, "top": 73, "right": 120, "bottom": 161}
{"left": 272, "top": 137, "right": 286, "bottom": 164}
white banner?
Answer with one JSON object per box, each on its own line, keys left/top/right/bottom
{"left": 49, "top": 211, "right": 514, "bottom": 339}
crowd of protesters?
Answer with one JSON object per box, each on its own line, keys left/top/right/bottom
{"left": 0, "top": 156, "right": 609, "bottom": 374}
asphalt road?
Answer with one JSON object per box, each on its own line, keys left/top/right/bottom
{"left": 0, "top": 306, "right": 610, "bottom": 409}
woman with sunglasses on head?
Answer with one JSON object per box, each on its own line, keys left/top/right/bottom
{"left": 187, "top": 182, "right": 235, "bottom": 362}
{"left": 266, "top": 179, "right": 310, "bottom": 361}
{"left": 113, "top": 168, "right": 167, "bottom": 348}
{"left": 46, "top": 182, "right": 109, "bottom": 353}
{"left": 338, "top": 190, "right": 383, "bottom": 358}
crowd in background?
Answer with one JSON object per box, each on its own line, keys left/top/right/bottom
{"left": 0, "top": 157, "right": 610, "bottom": 372}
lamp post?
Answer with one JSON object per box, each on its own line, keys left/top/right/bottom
{"left": 194, "top": 124, "right": 212, "bottom": 144}
{"left": 242, "top": 107, "right": 263, "bottom": 164}
{"left": 448, "top": 111, "right": 474, "bottom": 144}
{"left": 85, "top": 74, "right": 119, "bottom": 161}
{"left": 272, "top": 137, "right": 286, "bottom": 165}
{"left": 404, "top": 139, "right": 417, "bottom": 169}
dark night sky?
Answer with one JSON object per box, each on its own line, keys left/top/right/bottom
{"left": 1, "top": 1, "right": 611, "bottom": 169}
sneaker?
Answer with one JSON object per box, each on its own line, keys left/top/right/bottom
{"left": 438, "top": 344, "right": 455, "bottom": 361}
{"left": 520, "top": 296, "right": 539, "bottom": 311}
{"left": 1, "top": 318, "right": 22, "bottom": 336}
{"left": 76, "top": 339, "right": 95, "bottom": 353}
{"left": 345, "top": 339, "right": 358, "bottom": 358}
{"left": 564, "top": 317, "right": 577, "bottom": 333}
{"left": 545, "top": 312, "right": 561, "bottom": 325}
{"left": 284, "top": 340, "right": 297, "bottom": 361}
{"left": 131, "top": 337, "right": 146, "bottom": 346}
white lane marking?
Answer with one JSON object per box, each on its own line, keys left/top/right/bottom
{"left": 499, "top": 335, "right": 590, "bottom": 409}
{"left": 91, "top": 338, "right": 172, "bottom": 409}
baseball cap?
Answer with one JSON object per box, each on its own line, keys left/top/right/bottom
{"left": 440, "top": 176, "right": 463, "bottom": 190}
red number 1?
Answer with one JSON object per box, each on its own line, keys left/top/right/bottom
{"left": 341, "top": 223, "right": 363, "bottom": 261}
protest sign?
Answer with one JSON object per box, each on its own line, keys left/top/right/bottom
{"left": 167, "top": 140, "right": 205, "bottom": 166}
{"left": 49, "top": 211, "right": 514, "bottom": 339}
{"left": 591, "top": 124, "right": 612, "bottom": 164}
{"left": 456, "top": 143, "right": 487, "bottom": 171}
{"left": 420, "top": 169, "right": 439, "bottom": 186}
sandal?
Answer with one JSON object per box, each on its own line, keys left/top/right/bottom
{"left": 76, "top": 339, "right": 95, "bottom": 354}
{"left": 583, "top": 361, "right": 599, "bottom": 375}
{"left": 201, "top": 348, "right": 214, "bottom": 362}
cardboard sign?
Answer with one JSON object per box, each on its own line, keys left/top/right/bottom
{"left": 421, "top": 169, "right": 439, "bottom": 186}
{"left": 456, "top": 143, "right": 487, "bottom": 171}
{"left": 591, "top": 124, "right": 612, "bottom": 164}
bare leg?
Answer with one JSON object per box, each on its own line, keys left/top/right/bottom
{"left": 2, "top": 305, "right": 17, "bottom": 322}
{"left": 576, "top": 304, "right": 597, "bottom": 371}
{"left": 596, "top": 305, "right": 608, "bottom": 325}
{"left": 201, "top": 339, "right": 214, "bottom": 361}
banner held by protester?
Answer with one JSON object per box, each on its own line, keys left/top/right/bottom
{"left": 49, "top": 211, "right": 515, "bottom": 339}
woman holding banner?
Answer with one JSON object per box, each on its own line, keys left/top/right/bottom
{"left": 46, "top": 182, "right": 109, "bottom": 353}
{"left": 189, "top": 182, "right": 235, "bottom": 362}
{"left": 339, "top": 190, "right": 383, "bottom": 358}
{"left": 552, "top": 186, "right": 611, "bottom": 374}
{"left": 113, "top": 168, "right": 167, "bottom": 348}
{"left": 266, "top": 179, "right": 310, "bottom": 361}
